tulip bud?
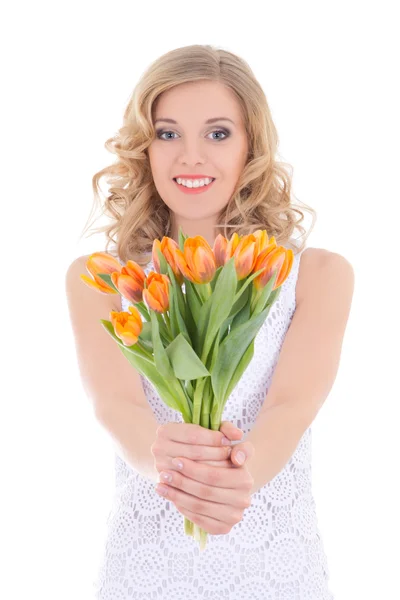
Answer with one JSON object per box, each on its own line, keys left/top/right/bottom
{"left": 142, "top": 272, "right": 171, "bottom": 313}
{"left": 80, "top": 252, "right": 122, "bottom": 294}
{"left": 110, "top": 305, "right": 143, "bottom": 346}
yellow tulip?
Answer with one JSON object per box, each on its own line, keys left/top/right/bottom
{"left": 80, "top": 252, "right": 122, "bottom": 294}
{"left": 252, "top": 229, "right": 270, "bottom": 254}
{"left": 110, "top": 305, "right": 143, "bottom": 346}
{"left": 142, "top": 272, "right": 171, "bottom": 314}
{"left": 225, "top": 232, "right": 241, "bottom": 261}
{"left": 111, "top": 260, "right": 146, "bottom": 303}
{"left": 172, "top": 236, "right": 217, "bottom": 284}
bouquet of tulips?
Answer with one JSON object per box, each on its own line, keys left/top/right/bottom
{"left": 80, "top": 227, "right": 294, "bottom": 550}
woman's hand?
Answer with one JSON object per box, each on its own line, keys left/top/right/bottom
{"left": 154, "top": 447, "right": 255, "bottom": 535}
{"left": 151, "top": 421, "right": 255, "bottom": 535}
{"left": 150, "top": 421, "right": 242, "bottom": 474}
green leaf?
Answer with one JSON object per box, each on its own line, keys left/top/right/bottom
{"left": 210, "top": 265, "right": 223, "bottom": 292}
{"left": 185, "top": 280, "right": 202, "bottom": 350}
{"left": 165, "top": 263, "right": 191, "bottom": 344}
{"left": 220, "top": 284, "right": 251, "bottom": 340}
{"left": 210, "top": 304, "right": 271, "bottom": 405}
{"left": 149, "top": 310, "right": 175, "bottom": 379}
{"left": 100, "top": 319, "right": 154, "bottom": 362}
{"left": 100, "top": 319, "right": 192, "bottom": 421}
{"left": 139, "top": 321, "right": 153, "bottom": 342}
{"left": 97, "top": 273, "right": 119, "bottom": 293}
{"left": 178, "top": 226, "right": 188, "bottom": 252}
{"left": 223, "top": 339, "right": 255, "bottom": 401}
{"left": 230, "top": 293, "right": 251, "bottom": 330}
{"left": 199, "top": 257, "right": 237, "bottom": 363}
{"left": 231, "top": 265, "right": 266, "bottom": 305}
{"left": 165, "top": 333, "right": 210, "bottom": 380}
{"left": 252, "top": 269, "right": 279, "bottom": 314}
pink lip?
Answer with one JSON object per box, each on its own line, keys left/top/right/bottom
{"left": 174, "top": 174, "right": 215, "bottom": 179}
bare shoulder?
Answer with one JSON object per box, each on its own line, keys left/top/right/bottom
{"left": 296, "top": 247, "right": 355, "bottom": 306}
{"left": 65, "top": 253, "right": 121, "bottom": 311}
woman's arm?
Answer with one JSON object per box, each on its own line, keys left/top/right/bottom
{"left": 243, "top": 251, "right": 355, "bottom": 494}
{"left": 65, "top": 255, "right": 161, "bottom": 484}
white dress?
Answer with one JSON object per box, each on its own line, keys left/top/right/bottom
{"left": 93, "top": 246, "right": 334, "bottom": 599}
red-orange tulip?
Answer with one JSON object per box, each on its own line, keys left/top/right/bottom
{"left": 253, "top": 245, "right": 294, "bottom": 291}
{"left": 172, "top": 236, "right": 217, "bottom": 284}
{"left": 142, "top": 272, "right": 171, "bottom": 313}
{"left": 213, "top": 234, "right": 229, "bottom": 268}
{"left": 80, "top": 252, "right": 122, "bottom": 294}
{"left": 110, "top": 305, "right": 143, "bottom": 346}
{"left": 152, "top": 237, "right": 184, "bottom": 285}
{"left": 111, "top": 260, "right": 146, "bottom": 304}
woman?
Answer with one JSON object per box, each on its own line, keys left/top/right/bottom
{"left": 66, "top": 44, "right": 354, "bottom": 599}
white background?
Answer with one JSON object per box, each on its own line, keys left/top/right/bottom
{"left": 1, "top": 1, "right": 399, "bottom": 599}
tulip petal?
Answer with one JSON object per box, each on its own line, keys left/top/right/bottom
{"left": 80, "top": 273, "right": 117, "bottom": 294}
{"left": 89, "top": 252, "right": 122, "bottom": 274}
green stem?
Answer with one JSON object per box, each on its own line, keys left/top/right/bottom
{"left": 135, "top": 301, "right": 150, "bottom": 321}
{"left": 250, "top": 288, "right": 261, "bottom": 315}
{"left": 163, "top": 311, "right": 172, "bottom": 336}
{"left": 200, "top": 377, "right": 212, "bottom": 428}
{"left": 136, "top": 339, "right": 155, "bottom": 362}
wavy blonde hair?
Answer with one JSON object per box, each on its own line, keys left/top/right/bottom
{"left": 80, "top": 44, "right": 316, "bottom": 267}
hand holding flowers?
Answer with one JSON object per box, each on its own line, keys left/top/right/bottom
{"left": 151, "top": 421, "right": 256, "bottom": 535}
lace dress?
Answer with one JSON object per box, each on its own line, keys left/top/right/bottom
{"left": 93, "top": 246, "right": 334, "bottom": 599}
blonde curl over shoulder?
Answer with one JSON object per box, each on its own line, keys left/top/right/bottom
{"left": 79, "top": 44, "right": 316, "bottom": 268}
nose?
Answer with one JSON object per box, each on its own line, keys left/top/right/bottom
{"left": 178, "top": 139, "right": 207, "bottom": 166}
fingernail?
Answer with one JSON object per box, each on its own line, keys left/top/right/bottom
{"left": 156, "top": 484, "right": 169, "bottom": 496}
{"left": 172, "top": 458, "right": 184, "bottom": 470}
{"left": 160, "top": 471, "right": 172, "bottom": 483}
{"left": 236, "top": 451, "right": 246, "bottom": 465}
{"left": 221, "top": 436, "right": 231, "bottom": 445}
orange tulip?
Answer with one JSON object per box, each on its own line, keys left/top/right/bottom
{"left": 172, "top": 236, "right": 217, "bottom": 284}
{"left": 80, "top": 252, "right": 122, "bottom": 294}
{"left": 152, "top": 237, "right": 184, "bottom": 285}
{"left": 110, "top": 305, "right": 143, "bottom": 347}
{"left": 230, "top": 233, "right": 262, "bottom": 280}
{"left": 111, "top": 260, "right": 146, "bottom": 303}
{"left": 253, "top": 245, "right": 294, "bottom": 291}
{"left": 213, "top": 234, "right": 229, "bottom": 268}
{"left": 142, "top": 272, "right": 171, "bottom": 313}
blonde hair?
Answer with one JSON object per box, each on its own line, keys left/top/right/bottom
{"left": 80, "top": 44, "right": 316, "bottom": 267}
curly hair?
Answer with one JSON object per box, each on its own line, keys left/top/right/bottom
{"left": 79, "top": 44, "right": 316, "bottom": 267}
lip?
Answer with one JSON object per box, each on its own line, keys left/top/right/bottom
{"left": 174, "top": 174, "right": 215, "bottom": 179}
{"left": 173, "top": 178, "right": 216, "bottom": 194}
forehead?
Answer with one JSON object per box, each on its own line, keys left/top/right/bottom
{"left": 153, "top": 81, "right": 242, "bottom": 123}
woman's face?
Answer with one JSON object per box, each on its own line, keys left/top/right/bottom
{"left": 147, "top": 80, "right": 249, "bottom": 245}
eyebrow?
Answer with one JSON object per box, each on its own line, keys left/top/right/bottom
{"left": 154, "top": 117, "right": 235, "bottom": 125}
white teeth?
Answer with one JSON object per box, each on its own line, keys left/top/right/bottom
{"left": 175, "top": 177, "right": 214, "bottom": 188}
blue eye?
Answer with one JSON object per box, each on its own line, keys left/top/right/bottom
{"left": 156, "top": 128, "right": 230, "bottom": 141}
